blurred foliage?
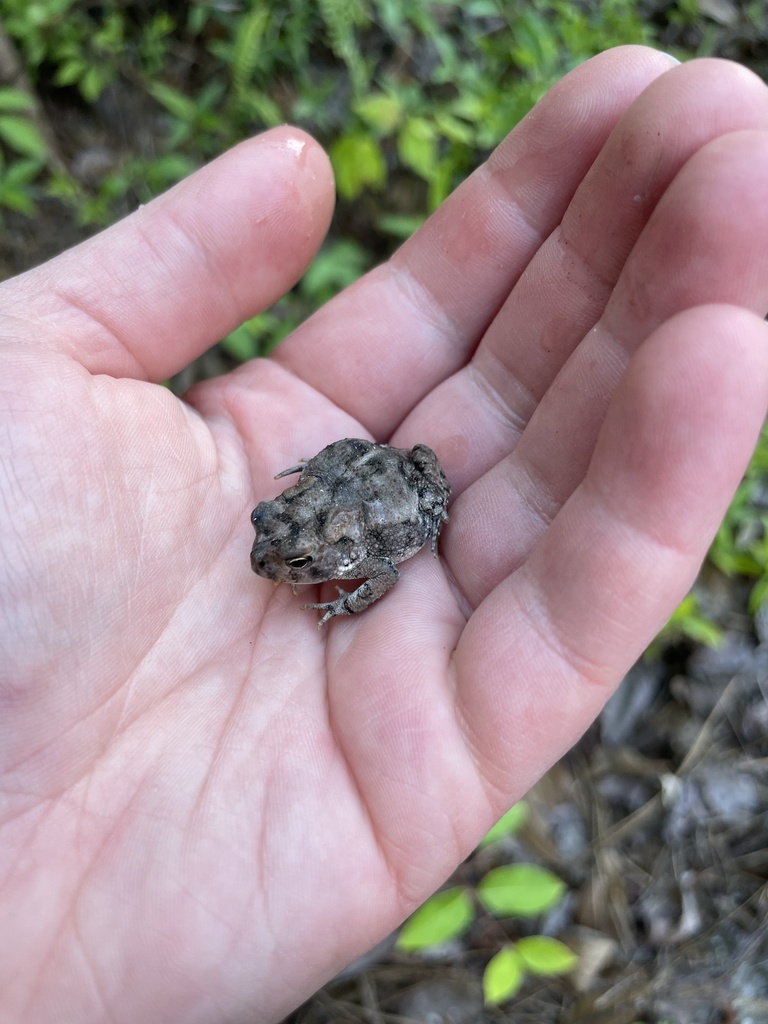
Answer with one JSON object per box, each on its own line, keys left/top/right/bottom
{"left": 478, "top": 800, "right": 529, "bottom": 847}
{"left": 0, "top": 87, "right": 46, "bottom": 213}
{"left": 655, "top": 592, "right": 723, "bottom": 652}
{"left": 710, "top": 424, "right": 768, "bottom": 614}
{"left": 1, "top": 0, "right": 661, "bottom": 242}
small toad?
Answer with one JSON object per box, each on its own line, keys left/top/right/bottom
{"left": 250, "top": 438, "right": 450, "bottom": 626}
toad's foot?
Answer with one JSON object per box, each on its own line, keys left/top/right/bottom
{"left": 303, "top": 587, "right": 354, "bottom": 628}
{"left": 304, "top": 562, "right": 400, "bottom": 627}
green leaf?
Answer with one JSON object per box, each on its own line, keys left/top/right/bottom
{"left": 511, "top": 10, "right": 559, "bottom": 75}
{"left": 354, "top": 92, "right": 402, "bottom": 132}
{"left": 434, "top": 111, "right": 474, "bottom": 145}
{"left": 516, "top": 936, "right": 578, "bottom": 976}
{"left": 749, "top": 575, "right": 768, "bottom": 615}
{"left": 397, "top": 116, "right": 438, "bottom": 180}
{"left": 659, "top": 593, "right": 722, "bottom": 649}
{"left": 220, "top": 323, "right": 260, "bottom": 363}
{"left": 477, "top": 864, "right": 566, "bottom": 918}
{"left": 329, "top": 134, "right": 386, "bottom": 199}
{"left": 483, "top": 945, "right": 525, "bottom": 1006}
{"left": 318, "top": 0, "right": 370, "bottom": 94}
{"left": 186, "top": 3, "right": 208, "bottom": 35}
{"left": 396, "top": 887, "right": 474, "bottom": 952}
{"left": 148, "top": 82, "right": 198, "bottom": 122}
{"left": 451, "top": 93, "right": 487, "bottom": 123}
{"left": 0, "top": 183, "right": 35, "bottom": 215}
{"left": 0, "top": 116, "right": 47, "bottom": 159}
{"left": 300, "top": 239, "right": 368, "bottom": 301}
{"left": 79, "top": 66, "right": 107, "bottom": 103}
{"left": 53, "top": 56, "right": 86, "bottom": 88}
{"left": 376, "top": 212, "right": 426, "bottom": 239}
{"left": 479, "top": 802, "right": 529, "bottom": 847}
{"left": 4, "top": 156, "right": 44, "bottom": 187}
{"left": 676, "top": 615, "right": 722, "bottom": 647}
{"left": 142, "top": 154, "right": 197, "bottom": 191}
{"left": 0, "top": 89, "right": 33, "bottom": 113}
{"left": 231, "top": 7, "right": 269, "bottom": 94}
{"left": 237, "top": 90, "right": 283, "bottom": 127}
{"left": 427, "top": 159, "right": 455, "bottom": 211}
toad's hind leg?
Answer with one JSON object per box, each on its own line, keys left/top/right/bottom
{"left": 410, "top": 444, "right": 451, "bottom": 554}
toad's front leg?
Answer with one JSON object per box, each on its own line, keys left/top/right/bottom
{"left": 303, "top": 559, "right": 400, "bottom": 627}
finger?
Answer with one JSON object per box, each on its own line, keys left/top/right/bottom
{"left": 272, "top": 46, "right": 677, "bottom": 435}
{"left": 0, "top": 127, "right": 334, "bottom": 381}
{"left": 396, "top": 58, "right": 768, "bottom": 488}
{"left": 447, "top": 128, "right": 768, "bottom": 607}
{"left": 454, "top": 305, "right": 768, "bottom": 798}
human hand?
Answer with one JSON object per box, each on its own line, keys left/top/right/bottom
{"left": 3, "top": 46, "right": 768, "bottom": 1024}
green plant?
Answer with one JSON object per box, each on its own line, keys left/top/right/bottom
{"left": 0, "top": 149, "right": 44, "bottom": 216}
{"left": 219, "top": 238, "right": 371, "bottom": 361}
{"left": 2, "top": 0, "right": 181, "bottom": 222}
{"left": 484, "top": 935, "right": 578, "bottom": 1005}
{"left": 1, "top": 0, "right": 672, "bottom": 235}
{"left": 654, "top": 592, "right": 722, "bottom": 652}
{"left": 479, "top": 802, "right": 529, "bottom": 847}
{"left": 396, "top": 803, "right": 578, "bottom": 1006}
{"left": 708, "top": 424, "right": 768, "bottom": 613}
{"left": 328, "top": 0, "right": 658, "bottom": 210}
{"left": 396, "top": 886, "right": 475, "bottom": 952}
{"left": 651, "top": 425, "right": 768, "bottom": 655}
{"left": 0, "top": 88, "right": 47, "bottom": 217}
{"left": 0, "top": 89, "right": 46, "bottom": 160}
{"left": 4, "top": 1, "right": 174, "bottom": 102}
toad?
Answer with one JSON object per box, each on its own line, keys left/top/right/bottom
{"left": 250, "top": 438, "right": 450, "bottom": 626}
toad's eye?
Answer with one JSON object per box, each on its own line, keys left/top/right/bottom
{"left": 286, "top": 555, "right": 313, "bottom": 568}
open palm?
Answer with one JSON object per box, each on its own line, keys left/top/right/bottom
{"left": 4, "top": 48, "right": 768, "bottom": 1024}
